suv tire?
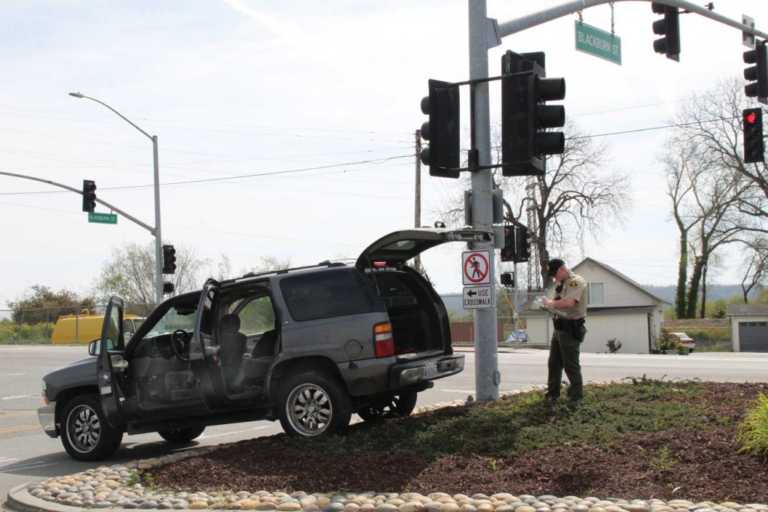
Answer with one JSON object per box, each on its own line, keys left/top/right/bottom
{"left": 278, "top": 371, "right": 351, "bottom": 437}
{"left": 158, "top": 426, "right": 205, "bottom": 444}
{"left": 60, "top": 394, "right": 123, "bottom": 461}
{"left": 357, "top": 391, "right": 418, "bottom": 421}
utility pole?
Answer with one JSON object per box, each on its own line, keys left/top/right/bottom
{"left": 414, "top": 129, "right": 423, "bottom": 272}
{"left": 468, "top": 0, "right": 500, "bottom": 401}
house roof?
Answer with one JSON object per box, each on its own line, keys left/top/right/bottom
{"left": 727, "top": 304, "right": 768, "bottom": 317}
{"left": 572, "top": 257, "right": 671, "bottom": 306}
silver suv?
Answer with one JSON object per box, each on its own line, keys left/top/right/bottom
{"left": 39, "top": 228, "right": 488, "bottom": 460}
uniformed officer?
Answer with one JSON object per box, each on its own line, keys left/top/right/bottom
{"left": 541, "top": 258, "right": 588, "bottom": 407}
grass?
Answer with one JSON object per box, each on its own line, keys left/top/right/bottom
{"left": 737, "top": 393, "right": 768, "bottom": 457}
{"left": 284, "top": 379, "right": 709, "bottom": 459}
{"left": 0, "top": 321, "right": 53, "bottom": 344}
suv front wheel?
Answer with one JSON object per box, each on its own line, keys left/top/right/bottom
{"left": 278, "top": 371, "right": 351, "bottom": 437}
{"left": 61, "top": 394, "right": 123, "bottom": 461}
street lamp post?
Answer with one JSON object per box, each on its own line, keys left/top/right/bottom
{"left": 69, "top": 92, "right": 164, "bottom": 304}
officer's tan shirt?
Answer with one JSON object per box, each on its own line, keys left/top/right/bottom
{"left": 553, "top": 272, "right": 588, "bottom": 320}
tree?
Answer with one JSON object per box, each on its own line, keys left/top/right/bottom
{"left": 499, "top": 123, "right": 630, "bottom": 284}
{"left": 10, "top": 285, "right": 95, "bottom": 324}
{"left": 668, "top": 80, "right": 766, "bottom": 317}
{"left": 739, "top": 238, "right": 768, "bottom": 303}
{"left": 662, "top": 136, "right": 702, "bottom": 318}
{"left": 95, "top": 242, "right": 206, "bottom": 310}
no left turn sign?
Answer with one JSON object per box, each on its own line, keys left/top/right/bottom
{"left": 462, "top": 250, "right": 490, "bottom": 285}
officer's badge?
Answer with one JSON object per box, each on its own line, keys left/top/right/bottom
{"left": 569, "top": 282, "right": 579, "bottom": 288}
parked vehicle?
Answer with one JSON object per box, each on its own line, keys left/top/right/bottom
{"left": 669, "top": 332, "right": 696, "bottom": 353}
{"left": 51, "top": 312, "right": 144, "bottom": 345}
{"left": 504, "top": 330, "right": 528, "bottom": 344}
{"left": 38, "top": 228, "right": 484, "bottom": 460}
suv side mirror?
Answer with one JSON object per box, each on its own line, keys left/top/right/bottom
{"left": 88, "top": 340, "right": 100, "bottom": 357}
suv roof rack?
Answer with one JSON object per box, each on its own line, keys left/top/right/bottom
{"left": 230, "top": 260, "right": 348, "bottom": 284}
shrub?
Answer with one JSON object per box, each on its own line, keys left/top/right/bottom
{"left": 737, "top": 393, "right": 768, "bottom": 457}
{"left": 0, "top": 320, "right": 53, "bottom": 344}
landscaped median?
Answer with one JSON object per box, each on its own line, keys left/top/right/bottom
{"left": 7, "top": 380, "right": 768, "bottom": 511}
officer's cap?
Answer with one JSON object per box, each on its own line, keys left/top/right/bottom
{"left": 547, "top": 258, "right": 565, "bottom": 278}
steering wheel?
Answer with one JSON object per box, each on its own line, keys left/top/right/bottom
{"left": 171, "top": 329, "right": 191, "bottom": 361}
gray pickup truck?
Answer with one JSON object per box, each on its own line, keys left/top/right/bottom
{"left": 38, "top": 228, "right": 488, "bottom": 460}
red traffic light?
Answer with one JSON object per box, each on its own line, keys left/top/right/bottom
{"left": 746, "top": 111, "right": 758, "bottom": 125}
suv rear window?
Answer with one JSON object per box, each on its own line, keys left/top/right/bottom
{"left": 280, "top": 269, "right": 374, "bottom": 321}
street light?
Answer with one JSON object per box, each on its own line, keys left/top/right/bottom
{"left": 69, "top": 91, "right": 164, "bottom": 304}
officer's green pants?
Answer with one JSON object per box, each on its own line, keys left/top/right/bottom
{"left": 546, "top": 328, "right": 583, "bottom": 401}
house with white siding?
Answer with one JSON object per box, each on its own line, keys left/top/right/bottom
{"left": 522, "top": 257, "right": 670, "bottom": 354}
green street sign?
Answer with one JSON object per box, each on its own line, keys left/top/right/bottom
{"left": 575, "top": 21, "right": 622, "bottom": 65}
{"left": 88, "top": 212, "right": 118, "bottom": 224}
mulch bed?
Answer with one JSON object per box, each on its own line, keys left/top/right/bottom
{"left": 148, "top": 383, "right": 768, "bottom": 502}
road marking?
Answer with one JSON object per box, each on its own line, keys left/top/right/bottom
{"left": 0, "top": 461, "right": 55, "bottom": 471}
{"left": 1, "top": 373, "right": 26, "bottom": 377}
{"left": 0, "top": 424, "right": 40, "bottom": 436}
{"left": 197, "top": 425, "right": 269, "bottom": 441}
{"left": 0, "top": 395, "right": 33, "bottom": 401}
{"left": 439, "top": 388, "right": 475, "bottom": 394}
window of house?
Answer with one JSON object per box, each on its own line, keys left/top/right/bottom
{"left": 588, "top": 282, "right": 605, "bottom": 305}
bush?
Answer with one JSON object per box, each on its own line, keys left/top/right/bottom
{"left": 0, "top": 320, "right": 53, "bottom": 344}
{"left": 737, "top": 393, "right": 768, "bottom": 457}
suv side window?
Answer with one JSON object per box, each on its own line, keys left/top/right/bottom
{"left": 228, "top": 296, "right": 275, "bottom": 335}
{"left": 280, "top": 269, "right": 374, "bottom": 322}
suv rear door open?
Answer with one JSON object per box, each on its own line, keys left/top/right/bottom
{"left": 356, "top": 228, "right": 491, "bottom": 357}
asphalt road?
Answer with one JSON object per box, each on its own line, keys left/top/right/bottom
{"left": 1, "top": 345, "right": 767, "bottom": 506}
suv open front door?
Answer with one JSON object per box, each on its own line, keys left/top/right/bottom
{"left": 97, "top": 297, "right": 127, "bottom": 428}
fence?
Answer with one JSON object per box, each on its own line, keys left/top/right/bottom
{"left": 0, "top": 304, "right": 152, "bottom": 344}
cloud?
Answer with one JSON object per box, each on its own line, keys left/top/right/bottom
{"left": 221, "top": 0, "right": 295, "bottom": 38}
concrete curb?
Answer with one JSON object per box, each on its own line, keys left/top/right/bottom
{"left": 5, "top": 483, "right": 84, "bottom": 512}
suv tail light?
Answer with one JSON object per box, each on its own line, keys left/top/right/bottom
{"left": 374, "top": 322, "right": 395, "bottom": 358}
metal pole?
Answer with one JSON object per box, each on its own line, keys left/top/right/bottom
{"left": 152, "top": 136, "right": 163, "bottom": 304}
{"left": 469, "top": 0, "right": 499, "bottom": 401}
{"left": 0, "top": 171, "right": 155, "bottom": 234}
{"left": 414, "top": 129, "right": 423, "bottom": 272}
{"left": 497, "top": 0, "right": 768, "bottom": 40}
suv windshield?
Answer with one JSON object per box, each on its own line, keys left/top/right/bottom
{"left": 146, "top": 305, "right": 196, "bottom": 337}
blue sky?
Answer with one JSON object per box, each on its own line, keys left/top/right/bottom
{"left": 1, "top": 0, "right": 767, "bottom": 308}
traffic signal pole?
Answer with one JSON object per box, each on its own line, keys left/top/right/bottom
{"left": 495, "top": 0, "right": 768, "bottom": 40}
{"left": 0, "top": 171, "right": 155, "bottom": 233}
{"left": 469, "top": 0, "right": 501, "bottom": 402}
{"left": 466, "top": 0, "right": 768, "bottom": 403}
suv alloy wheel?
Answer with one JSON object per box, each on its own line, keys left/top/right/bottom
{"left": 61, "top": 394, "right": 123, "bottom": 461}
{"left": 278, "top": 371, "right": 351, "bottom": 437}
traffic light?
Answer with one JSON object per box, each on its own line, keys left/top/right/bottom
{"left": 501, "top": 225, "right": 515, "bottom": 262}
{"left": 743, "top": 40, "right": 768, "bottom": 104}
{"left": 162, "top": 282, "right": 175, "bottom": 295}
{"left": 500, "top": 272, "right": 514, "bottom": 287}
{"left": 513, "top": 225, "right": 531, "bottom": 263}
{"left": 162, "top": 244, "right": 177, "bottom": 274}
{"left": 420, "top": 79, "right": 460, "bottom": 178}
{"left": 500, "top": 224, "right": 531, "bottom": 263}
{"left": 501, "top": 51, "right": 566, "bottom": 176}
{"left": 82, "top": 180, "right": 96, "bottom": 213}
{"left": 651, "top": 3, "right": 680, "bottom": 61}
{"left": 743, "top": 108, "right": 765, "bottom": 163}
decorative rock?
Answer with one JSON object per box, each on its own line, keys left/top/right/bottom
{"left": 378, "top": 505, "right": 400, "bottom": 512}
{"left": 189, "top": 500, "right": 209, "bottom": 509}
{"left": 401, "top": 502, "right": 425, "bottom": 512}
{"left": 278, "top": 502, "right": 303, "bottom": 511}
{"left": 238, "top": 499, "right": 260, "bottom": 509}
{"left": 441, "top": 503, "right": 461, "bottom": 512}
{"left": 517, "top": 506, "right": 537, "bottom": 512}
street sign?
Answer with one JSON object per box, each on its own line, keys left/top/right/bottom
{"left": 88, "top": 212, "right": 117, "bottom": 224}
{"left": 743, "top": 15, "right": 756, "bottom": 49}
{"left": 575, "top": 21, "right": 622, "bottom": 65}
{"left": 463, "top": 285, "right": 494, "bottom": 309}
{"left": 462, "top": 250, "right": 490, "bottom": 285}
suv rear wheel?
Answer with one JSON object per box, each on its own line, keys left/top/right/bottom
{"left": 278, "top": 371, "right": 351, "bottom": 437}
{"left": 158, "top": 426, "right": 205, "bottom": 444}
{"left": 357, "top": 391, "right": 418, "bottom": 421}
{"left": 61, "top": 394, "right": 123, "bottom": 461}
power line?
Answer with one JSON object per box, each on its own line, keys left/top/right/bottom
{"left": 0, "top": 154, "right": 414, "bottom": 196}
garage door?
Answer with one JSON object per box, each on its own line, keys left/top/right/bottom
{"left": 739, "top": 321, "right": 768, "bottom": 352}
